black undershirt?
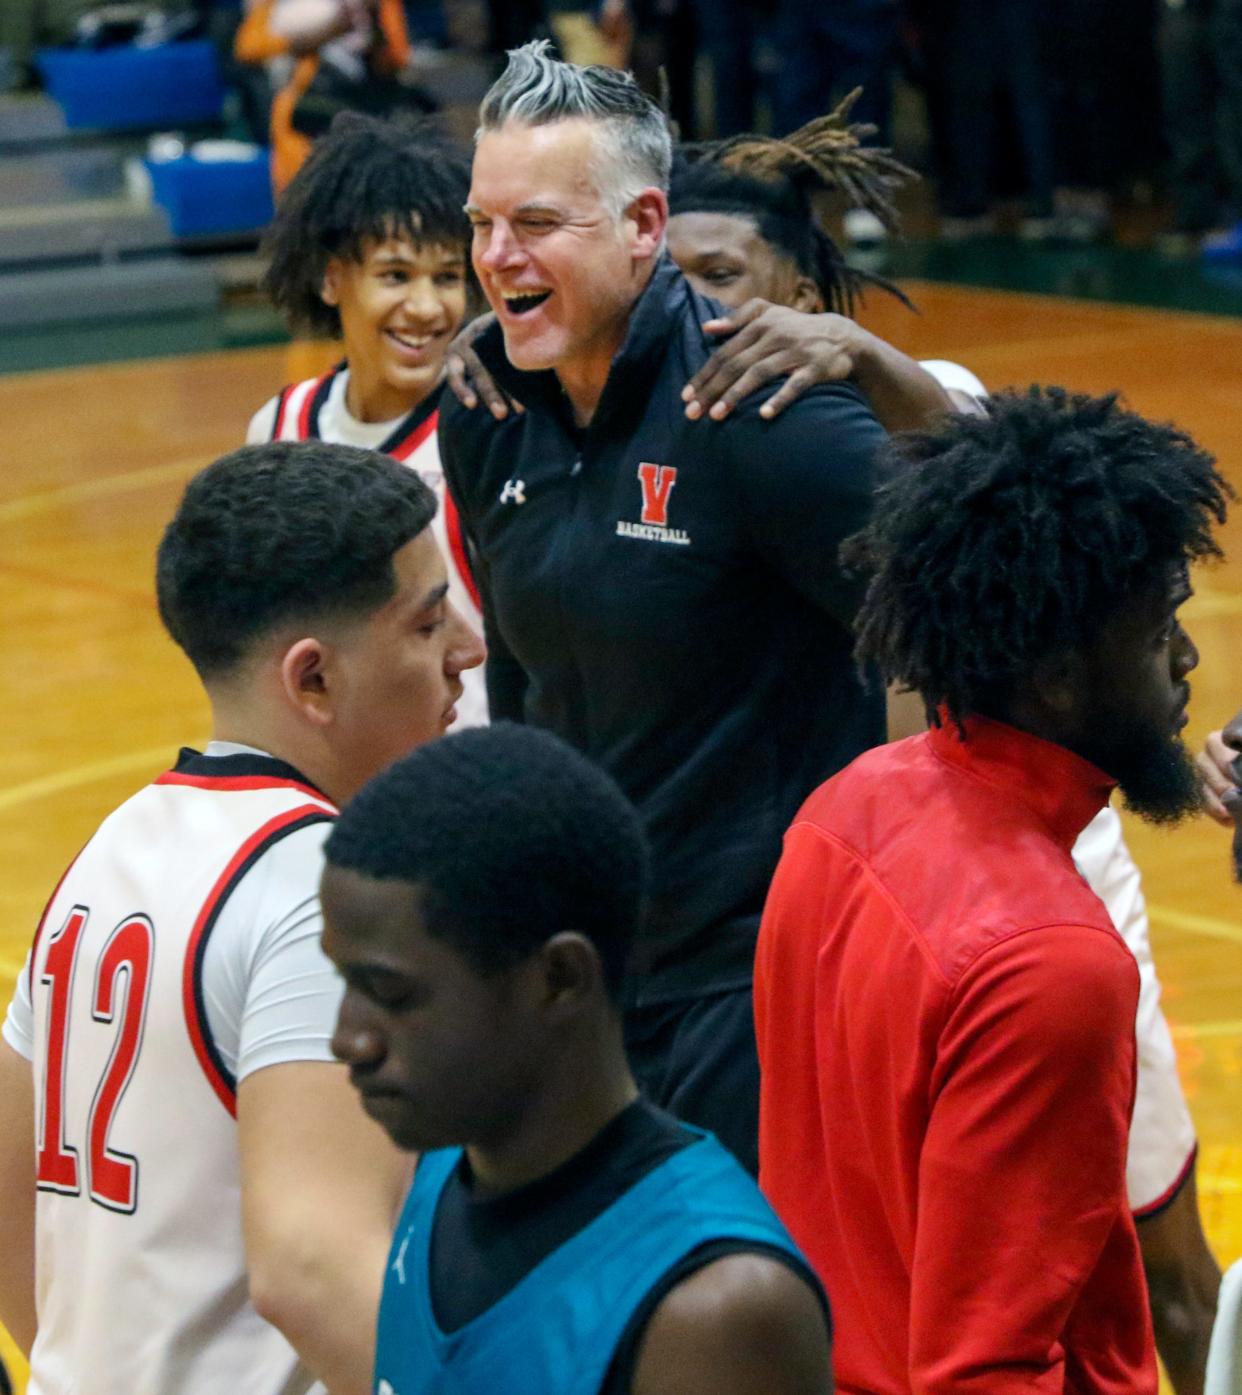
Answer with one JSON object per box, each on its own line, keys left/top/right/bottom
{"left": 426, "top": 1098, "right": 825, "bottom": 1395}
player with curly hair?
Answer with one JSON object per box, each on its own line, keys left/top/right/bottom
{"left": 757, "top": 387, "right": 1229, "bottom": 1395}
{"left": 248, "top": 112, "right": 490, "bottom": 727}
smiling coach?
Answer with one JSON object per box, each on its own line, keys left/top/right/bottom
{"left": 438, "top": 41, "right": 888, "bottom": 1172}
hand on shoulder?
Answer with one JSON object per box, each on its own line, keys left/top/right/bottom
{"left": 682, "top": 300, "right": 863, "bottom": 424}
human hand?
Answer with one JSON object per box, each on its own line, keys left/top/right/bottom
{"left": 1197, "top": 712, "right": 1242, "bottom": 825}
{"left": 445, "top": 312, "right": 523, "bottom": 419}
{"left": 598, "top": 0, "right": 632, "bottom": 49}
{"left": 681, "top": 301, "right": 862, "bottom": 422}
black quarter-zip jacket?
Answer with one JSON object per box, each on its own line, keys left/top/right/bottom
{"left": 440, "top": 256, "right": 888, "bottom": 1004}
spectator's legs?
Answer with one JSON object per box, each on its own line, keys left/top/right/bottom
{"left": 0, "top": 0, "right": 38, "bottom": 82}
{"left": 1159, "top": 0, "right": 1221, "bottom": 231}
{"left": 631, "top": 0, "right": 699, "bottom": 138}
{"left": 938, "top": 0, "right": 996, "bottom": 218}
{"left": 1211, "top": 0, "right": 1242, "bottom": 221}
{"left": 484, "top": 0, "right": 545, "bottom": 57}
{"left": 774, "top": 0, "right": 899, "bottom": 140}
{"left": 403, "top": 0, "right": 449, "bottom": 46}
{"left": 996, "top": 0, "right": 1055, "bottom": 218}
{"left": 207, "top": 2, "right": 272, "bottom": 146}
{"left": 691, "top": 0, "right": 758, "bottom": 135}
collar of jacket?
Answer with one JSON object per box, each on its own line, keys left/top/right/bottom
{"left": 474, "top": 253, "right": 689, "bottom": 434}
{"left": 926, "top": 711, "right": 1116, "bottom": 851}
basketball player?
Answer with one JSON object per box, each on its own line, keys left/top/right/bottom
{"left": 662, "top": 121, "right": 1220, "bottom": 1393}
{"left": 0, "top": 441, "right": 484, "bottom": 1395}
{"left": 757, "top": 387, "right": 1228, "bottom": 1394}
{"left": 247, "top": 112, "right": 489, "bottom": 728}
{"left": 322, "top": 723, "right": 833, "bottom": 1395}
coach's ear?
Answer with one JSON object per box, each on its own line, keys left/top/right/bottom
{"left": 626, "top": 187, "right": 668, "bottom": 264}
{"left": 280, "top": 637, "right": 333, "bottom": 726}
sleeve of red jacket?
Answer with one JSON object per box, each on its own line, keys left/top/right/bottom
{"left": 909, "top": 922, "right": 1141, "bottom": 1395}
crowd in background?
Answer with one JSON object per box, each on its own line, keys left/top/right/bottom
{"left": 218, "top": 0, "right": 1242, "bottom": 252}
{"left": 0, "top": 0, "right": 1239, "bottom": 252}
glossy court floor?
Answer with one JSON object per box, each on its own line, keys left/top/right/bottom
{"left": 1, "top": 280, "right": 1241, "bottom": 1387}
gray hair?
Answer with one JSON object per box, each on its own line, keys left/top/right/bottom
{"left": 477, "top": 40, "right": 672, "bottom": 218}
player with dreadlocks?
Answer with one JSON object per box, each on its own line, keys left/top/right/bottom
{"left": 448, "top": 91, "right": 962, "bottom": 434}
{"left": 668, "top": 100, "right": 1226, "bottom": 1393}
{"left": 666, "top": 92, "right": 977, "bottom": 427}
{"left": 757, "top": 386, "right": 1229, "bottom": 1395}
{"left": 247, "top": 111, "right": 488, "bottom": 727}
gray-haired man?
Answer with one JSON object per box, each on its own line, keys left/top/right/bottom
{"left": 439, "top": 42, "right": 890, "bottom": 1172}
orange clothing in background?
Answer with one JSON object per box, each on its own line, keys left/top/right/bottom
{"left": 234, "top": 0, "right": 410, "bottom": 193}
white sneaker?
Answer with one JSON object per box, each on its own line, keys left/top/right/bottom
{"left": 843, "top": 207, "right": 888, "bottom": 246}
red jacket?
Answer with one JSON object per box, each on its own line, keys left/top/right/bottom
{"left": 755, "top": 716, "right": 1156, "bottom": 1395}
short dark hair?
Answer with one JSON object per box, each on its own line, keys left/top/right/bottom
{"left": 846, "top": 386, "right": 1230, "bottom": 723}
{"left": 669, "top": 94, "right": 913, "bottom": 315}
{"left": 262, "top": 112, "right": 472, "bottom": 336}
{"left": 157, "top": 440, "right": 436, "bottom": 678}
{"left": 324, "top": 723, "right": 650, "bottom": 1000}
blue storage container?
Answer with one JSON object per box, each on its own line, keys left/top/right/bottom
{"left": 144, "top": 151, "right": 274, "bottom": 237}
{"left": 36, "top": 40, "right": 225, "bottom": 130}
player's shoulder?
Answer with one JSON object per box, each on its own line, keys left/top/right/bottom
{"left": 634, "top": 1249, "right": 830, "bottom": 1395}
{"left": 240, "top": 814, "right": 333, "bottom": 892}
{"left": 731, "top": 373, "right": 877, "bottom": 434}
{"left": 436, "top": 380, "right": 529, "bottom": 502}
{"left": 246, "top": 392, "right": 282, "bottom": 444}
{"left": 437, "top": 374, "right": 504, "bottom": 442}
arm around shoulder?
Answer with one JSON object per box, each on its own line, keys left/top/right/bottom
{"left": 724, "top": 383, "right": 888, "bottom": 624}
{"left": 239, "top": 1059, "right": 410, "bottom": 1395}
{"left": 631, "top": 1252, "right": 832, "bottom": 1395}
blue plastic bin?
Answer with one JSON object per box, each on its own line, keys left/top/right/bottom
{"left": 36, "top": 40, "right": 225, "bottom": 130}
{"left": 145, "top": 152, "right": 274, "bottom": 237}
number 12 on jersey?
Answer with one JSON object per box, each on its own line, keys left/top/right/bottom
{"left": 37, "top": 904, "right": 154, "bottom": 1213}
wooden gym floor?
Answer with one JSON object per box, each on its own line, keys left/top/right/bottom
{"left": 1, "top": 281, "right": 1240, "bottom": 1387}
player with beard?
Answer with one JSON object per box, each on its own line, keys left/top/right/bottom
{"left": 755, "top": 387, "right": 1229, "bottom": 1395}
{"left": 659, "top": 119, "right": 1224, "bottom": 1386}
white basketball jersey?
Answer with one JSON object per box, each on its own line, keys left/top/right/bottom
{"left": 25, "top": 755, "right": 336, "bottom": 1395}
{"left": 264, "top": 367, "right": 489, "bottom": 730}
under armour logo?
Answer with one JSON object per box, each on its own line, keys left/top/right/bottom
{"left": 378, "top": 1382, "right": 398, "bottom": 1395}
{"left": 499, "top": 478, "right": 527, "bottom": 505}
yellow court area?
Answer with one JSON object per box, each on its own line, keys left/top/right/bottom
{"left": 1, "top": 283, "right": 1240, "bottom": 1388}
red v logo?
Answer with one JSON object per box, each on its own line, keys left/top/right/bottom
{"left": 637, "top": 463, "right": 678, "bottom": 526}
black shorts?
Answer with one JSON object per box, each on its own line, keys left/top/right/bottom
{"left": 624, "top": 985, "right": 759, "bottom": 1177}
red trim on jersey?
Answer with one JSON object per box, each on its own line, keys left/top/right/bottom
{"left": 297, "top": 371, "right": 332, "bottom": 439}
{"left": 1132, "top": 1142, "right": 1198, "bottom": 1220}
{"left": 155, "top": 771, "right": 334, "bottom": 804}
{"left": 388, "top": 408, "right": 439, "bottom": 463}
{"left": 271, "top": 384, "right": 294, "bottom": 440}
{"left": 442, "top": 488, "right": 482, "bottom": 611}
{"left": 181, "top": 804, "right": 334, "bottom": 1116}
{"left": 27, "top": 846, "right": 89, "bottom": 995}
